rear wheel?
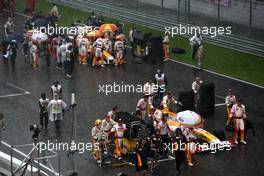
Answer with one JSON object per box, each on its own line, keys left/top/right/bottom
{"left": 212, "top": 129, "right": 226, "bottom": 141}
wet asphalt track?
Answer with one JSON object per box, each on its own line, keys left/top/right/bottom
{"left": 0, "top": 14, "right": 264, "bottom": 176}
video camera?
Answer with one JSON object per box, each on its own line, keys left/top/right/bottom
{"left": 29, "top": 124, "right": 41, "bottom": 141}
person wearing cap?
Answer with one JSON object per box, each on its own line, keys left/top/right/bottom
{"left": 101, "top": 114, "right": 116, "bottom": 153}
{"left": 91, "top": 119, "right": 103, "bottom": 161}
{"left": 225, "top": 89, "right": 236, "bottom": 125}
{"left": 230, "top": 99, "right": 247, "bottom": 144}
{"left": 51, "top": 80, "right": 62, "bottom": 99}
{"left": 39, "top": 93, "right": 49, "bottom": 130}
{"left": 136, "top": 95, "right": 150, "bottom": 121}
{"left": 47, "top": 93, "right": 67, "bottom": 133}
{"left": 161, "top": 92, "right": 178, "bottom": 110}
{"left": 111, "top": 118, "right": 127, "bottom": 160}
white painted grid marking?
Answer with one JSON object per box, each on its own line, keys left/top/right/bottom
{"left": 0, "top": 82, "right": 31, "bottom": 98}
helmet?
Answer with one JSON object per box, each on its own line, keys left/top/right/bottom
{"left": 95, "top": 119, "right": 102, "bottom": 126}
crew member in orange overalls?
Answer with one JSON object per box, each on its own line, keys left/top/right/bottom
{"left": 92, "top": 37, "right": 104, "bottom": 67}
{"left": 183, "top": 127, "right": 196, "bottom": 167}
{"left": 230, "top": 99, "right": 247, "bottom": 145}
{"left": 114, "top": 36, "right": 125, "bottom": 66}
{"left": 78, "top": 38, "right": 88, "bottom": 65}
{"left": 110, "top": 119, "right": 127, "bottom": 160}
{"left": 51, "top": 36, "right": 59, "bottom": 60}
{"left": 91, "top": 119, "right": 102, "bottom": 162}
{"left": 225, "top": 89, "right": 236, "bottom": 125}
{"left": 136, "top": 95, "right": 150, "bottom": 121}
{"left": 163, "top": 33, "right": 170, "bottom": 61}
{"left": 29, "top": 41, "right": 38, "bottom": 68}
{"left": 161, "top": 92, "right": 178, "bottom": 110}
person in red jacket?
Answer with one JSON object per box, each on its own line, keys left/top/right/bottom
{"left": 5, "top": 0, "right": 14, "bottom": 17}
{"left": 25, "top": 0, "right": 36, "bottom": 15}
{"left": 0, "top": 0, "right": 2, "bottom": 17}
{"left": 10, "top": 0, "right": 14, "bottom": 17}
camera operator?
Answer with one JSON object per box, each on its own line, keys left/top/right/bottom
{"left": 29, "top": 124, "right": 41, "bottom": 142}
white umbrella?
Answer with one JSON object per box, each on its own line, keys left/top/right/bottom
{"left": 176, "top": 110, "right": 203, "bottom": 127}
{"left": 31, "top": 32, "right": 48, "bottom": 42}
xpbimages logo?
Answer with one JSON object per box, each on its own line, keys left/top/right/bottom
{"left": 35, "top": 140, "right": 98, "bottom": 154}
{"left": 98, "top": 82, "right": 166, "bottom": 95}
{"left": 33, "top": 24, "right": 99, "bottom": 37}
{"left": 165, "top": 24, "right": 232, "bottom": 38}
{"left": 164, "top": 141, "right": 232, "bottom": 154}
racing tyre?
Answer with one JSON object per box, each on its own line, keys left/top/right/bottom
{"left": 212, "top": 129, "right": 226, "bottom": 141}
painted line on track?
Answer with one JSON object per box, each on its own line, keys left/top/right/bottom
{"left": 215, "top": 103, "right": 226, "bottom": 107}
{"left": 0, "top": 82, "right": 31, "bottom": 98}
{"left": 168, "top": 59, "right": 264, "bottom": 89}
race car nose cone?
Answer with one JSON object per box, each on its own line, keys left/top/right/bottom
{"left": 176, "top": 110, "right": 202, "bottom": 126}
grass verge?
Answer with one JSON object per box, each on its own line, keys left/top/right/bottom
{"left": 15, "top": 0, "right": 264, "bottom": 86}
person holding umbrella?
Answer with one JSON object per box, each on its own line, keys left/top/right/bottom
{"left": 47, "top": 93, "right": 67, "bottom": 134}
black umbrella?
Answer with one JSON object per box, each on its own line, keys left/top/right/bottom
{"left": 32, "top": 18, "right": 49, "bottom": 28}
{"left": 6, "top": 34, "right": 23, "bottom": 43}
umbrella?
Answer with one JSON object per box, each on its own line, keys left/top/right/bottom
{"left": 6, "top": 34, "right": 23, "bottom": 43}
{"left": 31, "top": 18, "right": 49, "bottom": 28}
{"left": 31, "top": 32, "right": 48, "bottom": 42}
{"left": 167, "top": 110, "right": 204, "bottom": 129}
{"left": 99, "top": 23, "right": 118, "bottom": 33}
{"left": 86, "top": 30, "right": 102, "bottom": 37}
{"left": 175, "top": 110, "right": 204, "bottom": 127}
